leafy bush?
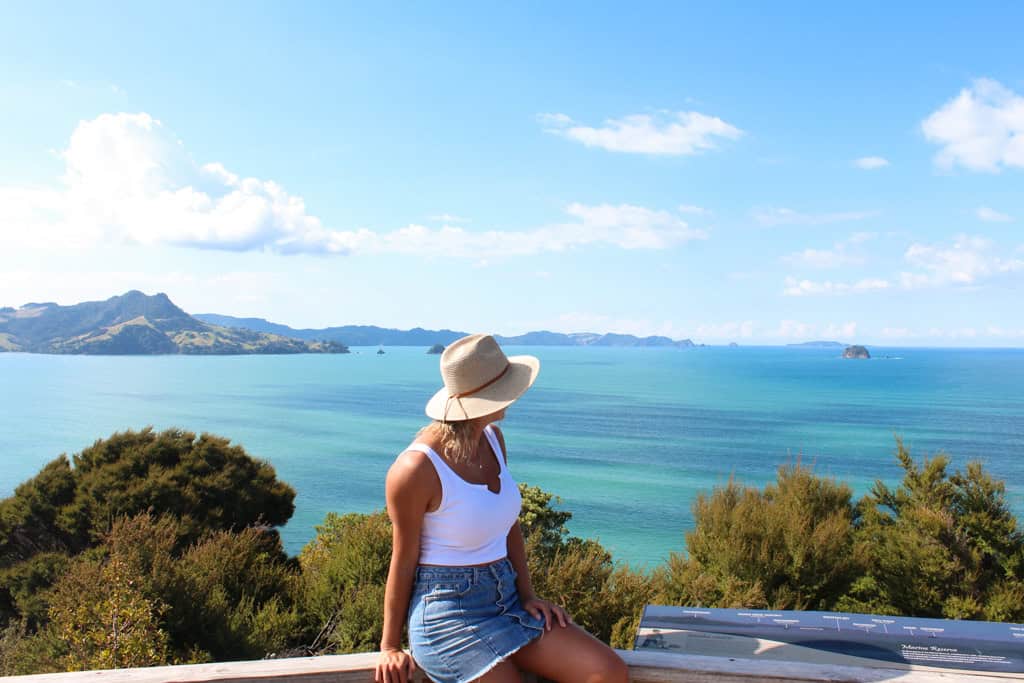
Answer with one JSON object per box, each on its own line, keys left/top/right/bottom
{"left": 297, "top": 511, "right": 393, "bottom": 655}
{"left": 1, "top": 511, "right": 302, "bottom": 672}
{"left": 528, "top": 537, "right": 653, "bottom": 647}
{"left": 838, "top": 439, "right": 1024, "bottom": 621}
{"left": 668, "top": 463, "right": 857, "bottom": 611}
{"left": 48, "top": 551, "right": 171, "bottom": 671}
{"left": 0, "top": 428, "right": 294, "bottom": 571}
{"left": 0, "top": 428, "right": 295, "bottom": 636}
{"left": 4, "top": 429, "right": 1024, "bottom": 674}
{"left": 520, "top": 486, "right": 652, "bottom": 647}
{"left": 518, "top": 483, "right": 572, "bottom": 560}
{"left": 660, "top": 441, "right": 1024, "bottom": 625}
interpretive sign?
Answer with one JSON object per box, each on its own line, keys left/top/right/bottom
{"left": 636, "top": 605, "right": 1024, "bottom": 674}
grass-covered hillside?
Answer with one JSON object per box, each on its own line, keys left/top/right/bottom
{"left": 0, "top": 291, "right": 348, "bottom": 355}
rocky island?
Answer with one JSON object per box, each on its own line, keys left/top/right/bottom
{"left": 427, "top": 344, "right": 445, "bottom": 354}
{"left": 843, "top": 345, "right": 871, "bottom": 359}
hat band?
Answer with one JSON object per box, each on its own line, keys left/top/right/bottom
{"left": 450, "top": 362, "right": 511, "bottom": 399}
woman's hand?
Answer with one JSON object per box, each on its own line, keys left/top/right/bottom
{"left": 522, "top": 596, "right": 570, "bottom": 631}
{"left": 375, "top": 648, "right": 416, "bottom": 683}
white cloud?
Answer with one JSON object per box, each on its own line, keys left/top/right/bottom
{"left": 783, "top": 277, "right": 890, "bottom": 296}
{"left": 854, "top": 156, "right": 890, "bottom": 170}
{"left": 0, "top": 268, "right": 285, "bottom": 314}
{"left": 900, "top": 234, "right": 1024, "bottom": 288}
{"left": 782, "top": 232, "right": 876, "bottom": 269}
{"left": 887, "top": 325, "right": 1024, "bottom": 341}
{"left": 752, "top": 207, "right": 878, "bottom": 227}
{"left": 773, "top": 320, "right": 857, "bottom": 340}
{"left": 775, "top": 320, "right": 815, "bottom": 339}
{"left": 984, "top": 326, "right": 1024, "bottom": 338}
{"left": 922, "top": 78, "right": 1024, "bottom": 172}
{"left": 0, "top": 112, "right": 705, "bottom": 258}
{"left": 847, "top": 231, "right": 877, "bottom": 245}
{"left": 784, "top": 248, "right": 853, "bottom": 269}
{"left": 526, "top": 312, "right": 692, "bottom": 339}
{"left": 61, "top": 79, "right": 125, "bottom": 95}
{"left": 695, "top": 321, "right": 755, "bottom": 339}
{"left": 1, "top": 113, "right": 331, "bottom": 252}
{"left": 880, "top": 327, "right": 915, "bottom": 339}
{"left": 950, "top": 327, "right": 978, "bottom": 339}
{"left": 976, "top": 206, "right": 1012, "bottom": 222}
{"left": 678, "top": 204, "right": 711, "bottom": 215}
{"left": 539, "top": 110, "right": 742, "bottom": 156}
{"left": 536, "top": 112, "right": 572, "bottom": 127}
{"left": 251, "top": 202, "right": 708, "bottom": 257}
{"left": 429, "top": 213, "right": 469, "bottom": 223}
{"left": 821, "top": 322, "right": 859, "bottom": 339}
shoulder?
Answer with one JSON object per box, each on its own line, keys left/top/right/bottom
{"left": 489, "top": 424, "right": 508, "bottom": 463}
{"left": 387, "top": 449, "right": 437, "bottom": 494}
{"left": 389, "top": 448, "right": 433, "bottom": 479}
{"left": 386, "top": 448, "right": 441, "bottom": 517}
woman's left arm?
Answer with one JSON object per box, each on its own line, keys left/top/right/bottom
{"left": 494, "top": 425, "right": 569, "bottom": 631}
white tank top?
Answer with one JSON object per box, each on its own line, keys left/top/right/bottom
{"left": 408, "top": 425, "right": 522, "bottom": 566}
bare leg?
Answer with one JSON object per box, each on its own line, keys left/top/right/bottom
{"left": 510, "top": 625, "right": 628, "bottom": 683}
{"left": 471, "top": 658, "right": 522, "bottom": 683}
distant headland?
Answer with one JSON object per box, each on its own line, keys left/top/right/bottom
{"left": 2, "top": 291, "right": 898, "bottom": 356}
{"left": 0, "top": 291, "right": 348, "bottom": 355}
{"left": 0, "top": 291, "right": 699, "bottom": 355}
{"left": 786, "top": 340, "right": 846, "bottom": 348}
{"left": 193, "top": 314, "right": 699, "bottom": 348}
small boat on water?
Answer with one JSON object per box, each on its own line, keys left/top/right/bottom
{"left": 377, "top": 344, "right": 385, "bottom": 355}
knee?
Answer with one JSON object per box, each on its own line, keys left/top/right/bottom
{"left": 586, "top": 651, "right": 629, "bottom": 683}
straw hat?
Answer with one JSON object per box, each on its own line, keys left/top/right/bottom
{"left": 425, "top": 334, "right": 540, "bottom": 422}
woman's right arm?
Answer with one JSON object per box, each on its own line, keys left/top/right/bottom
{"left": 377, "top": 452, "right": 432, "bottom": 683}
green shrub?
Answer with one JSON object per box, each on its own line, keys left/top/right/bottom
{"left": 838, "top": 439, "right": 1024, "bottom": 621}
{"left": 0, "top": 552, "right": 70, "bottom": 629}
{"left": 518, "top": 483, "right": 572, "bottom": 560}
{"left": 529, "top": 537, "right": 653, "bottom": 646}
{"left": 0, "top": 428, "right": 295, "bottom": 637}
{"left": 0, "top": 428, "right": 295, "bottom": 572}
{"left": 47, "top": 551, "right": 171, "bottom": 671}
{"left": 297, "top": 511, "right": 392, "bottom": 654}
{"left": 666, "top": 463, "right": 856, "bottom": 611}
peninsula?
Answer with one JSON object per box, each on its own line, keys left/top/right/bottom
{"left": 786, "top": 341, "right": 845, "bottom": 348}
{"left": 196, "top": 313, "right": 697, "bottom": 348}
{"left": 0, "top": 291, "right": 348, "bottom": 355}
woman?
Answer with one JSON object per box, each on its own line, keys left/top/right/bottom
{"left": 376, "top": 334, "right": 628, "bottom": 683}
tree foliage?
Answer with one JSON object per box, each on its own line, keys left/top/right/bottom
{"left": 48, "top": 552, "right": 171, "bottom": 671}
{"left": 297, "top": 511, "right": 393, "bottom": 655}
{"left": 518, "top": 485, "right": 652, "bottom": 647}
{"left": 661, "top": 441, "right": 1024, "bottom": 625}
{"left": 0, "top": 429, "right": 299, "bottom": 672}
{"left": 665, "top": 463, "right": 857, "bottom": 611}
{"left": 838, "top": 439, "right": 1024, "bottom": 621}
{"left": 0, "top": 427, "right": 294, "bottom": 570}
{"left": 518, "top": 483, "right": 572, "bottom": 560}
{"left": 3, "top": 429, "right": 1023, "bottom": 675}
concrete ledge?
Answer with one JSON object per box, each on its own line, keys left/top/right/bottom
{"left": 7, "top": 650, "right": 1024, "bottom": 682}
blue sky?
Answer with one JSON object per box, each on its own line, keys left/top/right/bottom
{"left": 1, "top": 2, "right": 1022, "bottom": 345}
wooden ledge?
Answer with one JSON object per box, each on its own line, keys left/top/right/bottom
{"left": 8, "top": 650, "right": 1023, "bottom": 682}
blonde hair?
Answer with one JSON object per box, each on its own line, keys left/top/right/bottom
{"left": 416, "top": 418, "right": 486, "bottom": 464}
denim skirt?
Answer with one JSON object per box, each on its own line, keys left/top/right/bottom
{"left": 407, "top": 558, "right": 546, "bottom": 683}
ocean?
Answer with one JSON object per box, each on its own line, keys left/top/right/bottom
{"left": 1, "top": 346, "right": 1022, "bottom": 567}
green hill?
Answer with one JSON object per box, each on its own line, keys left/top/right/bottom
{"left": 195, "top": 315, "right": 697, "bottom": 348}
{"left": 0, "top": 291, "right": 348, "bottom": 355}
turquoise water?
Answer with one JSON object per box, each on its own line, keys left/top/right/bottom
{"left": 1, "top": 346, "right": 1022, "bottom": 567}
